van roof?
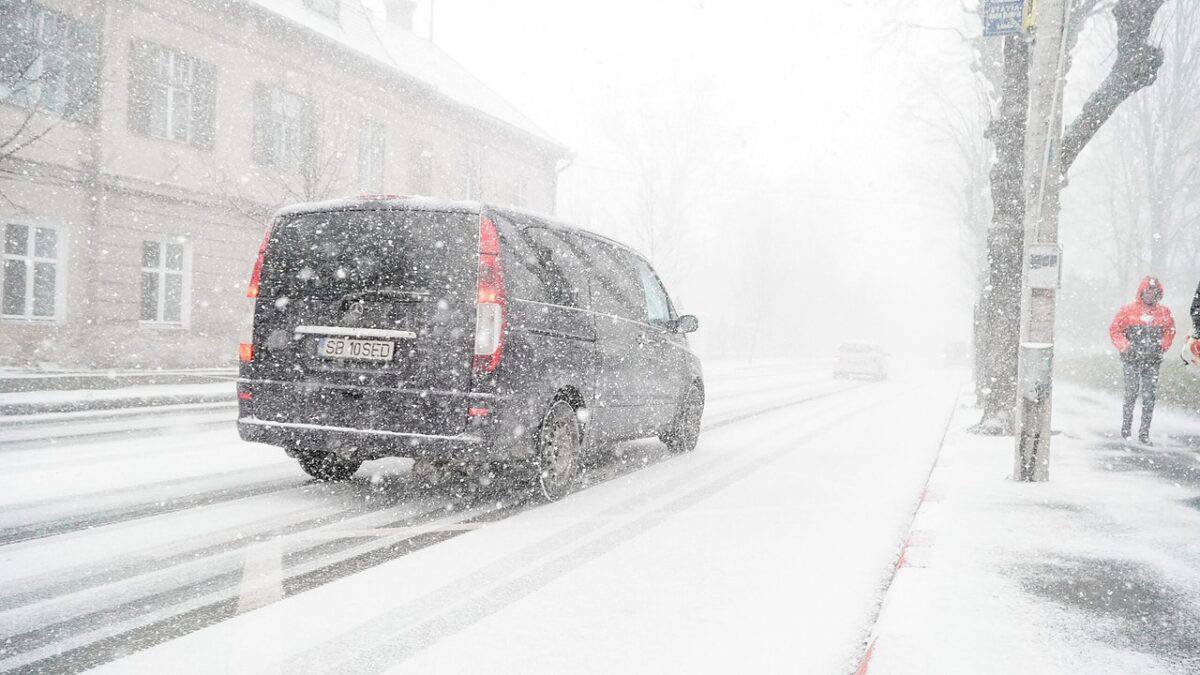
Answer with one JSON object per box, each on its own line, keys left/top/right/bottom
{"left": 273, "top": 195, "right": 483, "bottom": 219}
{"left": 272, "top": 196, "right": 645, "bottom": 263}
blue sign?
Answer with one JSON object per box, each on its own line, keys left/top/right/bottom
{"left": 983, "top": 0, "right": 1024, "bottom": 37}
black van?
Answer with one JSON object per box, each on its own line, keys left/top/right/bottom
{"left": 236, "top": 196, "right": 703, "bottom": 498}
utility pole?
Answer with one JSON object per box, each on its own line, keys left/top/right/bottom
{"left": 1014, "top": 0, "right": 1070, "bottom": 481}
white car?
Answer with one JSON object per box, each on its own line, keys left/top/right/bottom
{"left": 834, "top": 342, "right": 889, "bottom": 380}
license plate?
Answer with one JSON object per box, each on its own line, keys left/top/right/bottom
{"left": 317, "top": 337, "right": 395, "bottom": 362}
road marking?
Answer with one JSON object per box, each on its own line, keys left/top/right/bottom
{"left": 298, "top": 523, "right": 482, "bottom": 540}
{"left": 236, "top": 537, "right": 283, "bottom": 614}
{"left": 234, "top": 522, "right": 487, "bottom": 615}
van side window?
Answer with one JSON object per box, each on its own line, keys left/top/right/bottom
{"left": 579, "top": 237, "right": 645, "bottom": 323}
{"left": 633, "top": 257, "right": 674, "bottom": 328}
{"left": 492, "top": 215, "right": 545, "bottom": 303}
{"left": 521, "top": 227, "right": 588, "bottom": 308}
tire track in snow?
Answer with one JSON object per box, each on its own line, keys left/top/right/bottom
{"left": 297, "top": 382, "right": 906, "bottom": 672}
{"left": 0, "top": 375, "right": 840, "bottom": 546}
{"left": 0, "top": 499, "right": 493, "bottom": 672}
{"left": 0, "top": 481, "right": 449, "bottom": 612}
{"left": 0, "top": 376, "right": 871, "bottom": 673}
{"left": 0, "top": 475, "right": 306, "bottom": 546}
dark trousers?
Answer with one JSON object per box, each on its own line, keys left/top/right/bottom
{"left": 1122, "top": 357, "right": 1161, "bottom": 438}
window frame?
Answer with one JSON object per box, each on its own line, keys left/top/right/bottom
{"left": 409, "top": 140, "right": 434, "bottom": 195}
{"left": 576, "top": 235, "right": 648, "bottom": 324}
{"left": 142, "top": 43, "right": 195, "bottom": 143}
{"left": 0, "top": 2, "right": 99, "bottom": 122}
{"left": 1, "top": 220, "right": 66, "bottom": 322}
{"left": 139, "top": 237, "right": 192, "bottom": 328}
{"left": 358, "top": 120, "right": 386, "bottom": 193}
{"left": 463, "top": 143, "right": 483, "bottom": 200}
{"left": 518, "top": 225, "right": 592, "bottom": 310}
{"left": 253, "top": 83, "right": 312, "bottom": 169}
{"left": 632, "top": 255, "right": 677, "bottom": 330}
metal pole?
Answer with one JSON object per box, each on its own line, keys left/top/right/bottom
{"left": 1014, "top": 0, "right": 1070, "bottom": 482}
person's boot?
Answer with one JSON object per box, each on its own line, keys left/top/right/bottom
{"left": 1138, "top": 430, "right": 1152, "bottom": 446}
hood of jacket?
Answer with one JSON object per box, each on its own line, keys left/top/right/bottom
{"left": 1136, "top": 276, "right": 1164, "bottom": 304}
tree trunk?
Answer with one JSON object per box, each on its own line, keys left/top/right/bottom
{"left": 974, "top": 36, "right": 1030, "bottom": 435}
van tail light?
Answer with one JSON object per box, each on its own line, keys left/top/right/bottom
{"left": 246, "top": 225, "right": 272, "bottom": 299}
{"left": 473, "top": 216, "right": 506, "bottom": 374}
{"left": 239, "top": 342, "right": 254, "bottom": 363}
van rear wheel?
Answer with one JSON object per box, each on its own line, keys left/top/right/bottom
{"left": 296, "top": 450, "right": 362, "bottom": 481}
{"left": 537, "top": 400, "right": 583, "bottom": 501}
{"left": 662, "top": 384, "right": 703, "bottom": 454}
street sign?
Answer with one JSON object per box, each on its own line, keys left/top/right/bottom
{"left": 1025, "top": 244, "right": 1062, "bottom": 289}
{"left": 983, "top": 0, "right": 1025, "bottom": 37}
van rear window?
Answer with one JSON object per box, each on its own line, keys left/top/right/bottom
{"left": 261, "top": 209, "right": 475, "bottom": 300}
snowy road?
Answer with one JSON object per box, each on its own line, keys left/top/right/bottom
{"left": 0, "top": 363, "right": 962, "bottom": 673}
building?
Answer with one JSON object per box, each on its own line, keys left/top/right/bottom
{"left": 0, "top": 0, "right": 566, "bottom": 368}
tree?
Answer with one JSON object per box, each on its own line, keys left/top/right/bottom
{"left": 1083, "top": 0, "right": 1200, "bottom": 289}
{"left": 207, "top": 101, "right": 355, "bottom": 226}
{"left": 974, "top": 0, "right": 1164, "bottom": 434}
{"left": 973, "top": 35, "right": 1030, "bottom": 433}
{"left": 0, "top": 15, "right": 102, "bottom": 207}
{"left": 595, "top": 81, "right": 733, "bottom": 274}
{"left": 0, "top": 86, "right": 59, "bottom": 207}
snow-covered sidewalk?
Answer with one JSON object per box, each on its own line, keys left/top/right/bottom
{"left": 866, "top": 386, "right": 1200, "bottom": 675}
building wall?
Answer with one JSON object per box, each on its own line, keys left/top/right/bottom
{"left": 0, "top": 0, "right": 562, "bottom": 368}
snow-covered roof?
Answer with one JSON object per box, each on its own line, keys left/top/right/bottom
{"left": 243, "top": 0, "right": 565, "bottom": 155}
{"left": 273, "top": 195, "right": 482, "bottom": 218}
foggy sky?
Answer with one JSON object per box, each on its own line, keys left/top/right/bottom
{"left": 400, "top": 0, "right": 976, "bottom": 358}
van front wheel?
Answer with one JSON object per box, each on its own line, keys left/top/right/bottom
{"left": 296, "top": 450, "right": 362, "bottom": 481}
{"left": 662, "top": 384, "right": 703, "bottom": 454}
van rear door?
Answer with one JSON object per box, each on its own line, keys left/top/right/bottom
{"left": 250, "top": 207, "right": 477, "bottom": 436}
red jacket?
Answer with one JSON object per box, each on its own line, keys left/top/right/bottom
{"left": 1109, "top": 276, "right": 1176, "bottom": 359}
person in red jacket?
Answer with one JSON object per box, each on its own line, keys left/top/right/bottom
{"left": 1109, "top": 276, "right": 1176, "bottom": 444}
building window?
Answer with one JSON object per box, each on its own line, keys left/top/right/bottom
{"left": 128, "top": 41, "right": 217, "bottom": 148}
{"left": 513, "top": 177, "right": 529, "bottom": 208}
{"left": 2, "top": 223, "right": 60, "bottom": 319}
{"left": 0, "top": 1, "right": 100, "bottom": 122}
{"left": 140, "top": 239, "right": 188, "bottom": 325}
{"left": 410, "top": 142, "right": 433, "bottom": 195}
{"left": 252, "top": 84, "right": 312, "bottom": 168}
{"left": 303, "top": 0, "right": 340, "bottom": 20}
{"left": 462, "top": 144, "right": 482, "bottom": 200}
{"left": 358, "top": 121, "right": 385, "bottom": 192}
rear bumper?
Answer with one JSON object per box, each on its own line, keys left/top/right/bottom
{"left": 236, "top": 378, "right": 532, "bottom": 461}
{"left": 238, "top": 416, "right": 491, "bottom": 459}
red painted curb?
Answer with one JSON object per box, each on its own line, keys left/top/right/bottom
{"left": 854, "top": 638, "right": 877, "bottom": 675}
{"left": 853, "top": 388, "right": 963, "bottom": 674}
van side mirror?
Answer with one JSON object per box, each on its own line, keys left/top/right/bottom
{"left": 675, "top": 315, "right": 699, "bottom": 334}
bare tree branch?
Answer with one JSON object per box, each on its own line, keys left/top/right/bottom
{"left": 1061, "top": 0, "right": 1167, "bottom": 171}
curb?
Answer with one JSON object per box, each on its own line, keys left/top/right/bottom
{"left": 0, "top": 392, "right": 234, "bottom": 418}
{"left": 852, "top": 386, "right": 962, "bottom": 674}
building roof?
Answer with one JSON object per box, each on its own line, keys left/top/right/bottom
{"left": 244, "top": 0, "right": 566, "bottom": 155}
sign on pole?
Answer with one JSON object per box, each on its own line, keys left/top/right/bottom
{"left": 1023, "top": 0, "right": 1039, "bottom": 33}
{"left": 982, "top": 0, "right": 1025, "bottom": 37}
